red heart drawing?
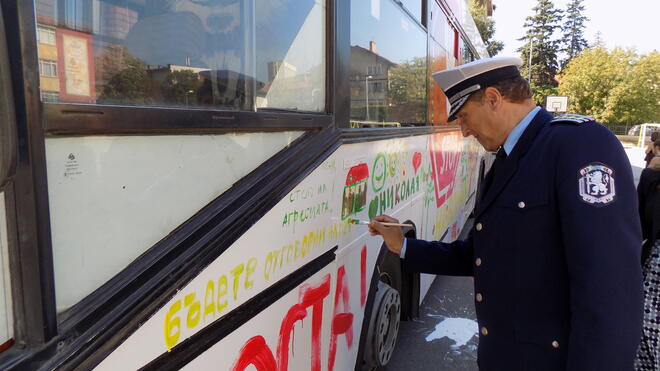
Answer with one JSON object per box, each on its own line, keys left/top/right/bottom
{"left": 412, "top": 152, "right": 422, "bottom": 174}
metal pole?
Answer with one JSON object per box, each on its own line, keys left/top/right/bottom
{"left": 528, "top": 36, "right": 533, "bottom": 82}
{"left": 365, "top": 75, "right": 370, "bottom": 121}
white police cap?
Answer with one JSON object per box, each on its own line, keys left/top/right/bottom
{"left": 432, "top": 56, "right": 524, "bottom": 122}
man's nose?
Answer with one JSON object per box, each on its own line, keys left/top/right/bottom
{"left": 460, "top": 124, "right": 470, "bottom": 137}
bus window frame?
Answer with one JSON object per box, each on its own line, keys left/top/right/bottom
{"left": 1, "top": 0, "right": 58, "bottom": 348}
{"left": 35, "top": 0, "right": 336, "bottom": 136}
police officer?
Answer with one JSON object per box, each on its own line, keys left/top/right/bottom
{"left": 368, "top": 56, "right": 643, "bottom": 370}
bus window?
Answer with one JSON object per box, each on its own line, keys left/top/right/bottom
{"left": 429, "top": 39, "right": 449, "bottom": 125}
{"left": 349, "top": 0, "right": 428, "bottom": 127}
{"left": 398, "top": 0, "right": 423, "bottom": 23}
{"left": 33, "top": 0, "right": 325, "bottom": 112}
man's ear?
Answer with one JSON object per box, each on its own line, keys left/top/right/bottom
{"left": 483, "top": 87, "right": 502, "bottom": 110}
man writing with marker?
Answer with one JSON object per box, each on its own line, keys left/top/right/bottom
{"left": 368, "top": 57, "right": 643, "bottom": 370}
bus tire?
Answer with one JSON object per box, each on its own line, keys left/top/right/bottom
{"left": 355, "top": 222, "right": 418, "bottom": 370}
{"left": 362, "top": 281, "right": 401, "bottom": 369}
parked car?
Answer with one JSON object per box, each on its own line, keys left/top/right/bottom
{"left": 628, "top": 124, "right": 660, "bottom": 137}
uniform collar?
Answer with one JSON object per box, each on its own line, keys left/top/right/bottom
{"left": 503, "top": 106, "right": 541, "bottom": 155}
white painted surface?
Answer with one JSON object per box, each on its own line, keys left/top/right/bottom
{"left": 425, "top": 317, "right": 478, "bottom": 349}
{"left": 0, "top": 192, "right": 12, "bottom": 345}
{"left": 95, "top": 133, "right": 483, "bottom": 369}
{"left": 46, "top": 132, "right": 302, "bottom": 311}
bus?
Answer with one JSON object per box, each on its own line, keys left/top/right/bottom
{"left": 0, "top": 0, "right": 490, "bottom": 369}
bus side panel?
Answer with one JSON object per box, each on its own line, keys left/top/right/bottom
{"left": 44, "top": 132, "right": 302, "bottom": 311}
{"left": 94, "top": 133, "right": 482, "bottom": 369}
{"left": 0, "top": 192, "right": 13, "bottom": 348}
{"left": 184, "top": 235, "right": 378, "bottom": 371}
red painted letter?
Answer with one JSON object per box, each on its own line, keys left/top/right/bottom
{"left": 361, "top": 246, "right": 367, "bottom": 308}
{"left": 328, "top": 266, "right": 354, "bottom": 371}
{"left": 232, "top": 336, "right": 277, "bottom": 371}
{"left": 299, "top": 276, "right": 331, "bottom": 371}
{"left": 277, "top": 274, "right": 331, "bottom": 371}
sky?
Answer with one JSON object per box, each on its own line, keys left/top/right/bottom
{"left": 491, "top": 0, "right": 658, "bottom": 58}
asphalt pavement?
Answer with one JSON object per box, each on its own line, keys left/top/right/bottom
{"left": 380, "top": 275, "right": 479, "bottom": 371}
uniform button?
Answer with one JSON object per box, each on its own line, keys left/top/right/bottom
{"left": 475, "top": 258, "right": 482, "bottom": 266}
{"left": 475, "top": 223, "right": 483, "bottom": 231}
{"left": 518, "top": 201, "right": 526, "bottom": 208}
{"left": 476, "top": 293, "right": 483, "bottom": 302}
{"left": 552, "top": 340, "right": 560, "bottom": 348}
{"left": 481, "top": 327, "right": 489, "bottom": 336}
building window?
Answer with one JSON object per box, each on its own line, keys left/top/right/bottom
{"left": 40, "top": 91, "right": 60, "bottom": 102}
{"left": 37, "top": 26, "right": 56, "bottom": 45}
{"left": 367, "top": 64, "right": 383, "bottom": 76}
{"left": 39, "top": 59, "right": 58, "bottom": 77}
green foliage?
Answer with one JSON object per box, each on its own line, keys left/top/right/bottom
{"left": 388, "top": 57, "right": 427, "bottom": 124}
{"left": 559, "top": 47, "right": 660, "bottom": 124}
{"left": 559, "top": 0, "right": 589, "bottom": 67}
{"left": 162, "top": 70, "right": 201, "bottom": 105}
{"left": 602, "top": 52, "right": 660, "bottom": 124}
{"left": 469, "top": 0, "right": 504, "bottom": 56}
{"left": 530, "top": 82, "right": 558, "bottom": 106}
{"left": 97, "top": 50, "right": 154, "bottom": 105}
{"left": 517, "top": 0, "right": 563, "bottom": 88}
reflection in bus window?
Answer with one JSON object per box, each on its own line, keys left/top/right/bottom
{"left": 350, "top": 0, "right": 427, "bottom": 127}
{"left": 33, "top": 0, "right": 325, "bottom": 112}
{"left": 397, "top": 0, "right": 423, "bottom": 22}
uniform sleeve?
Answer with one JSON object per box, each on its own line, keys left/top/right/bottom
{"left": 555, "top": 124, "right": 643, "bottom": 371}
{"left": 401, "top": 233, "right": 474, "bottom": 276}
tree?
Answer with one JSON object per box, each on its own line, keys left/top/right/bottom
{"left": 388, "top": 57, "right": 427, "bottom": 124}
{"left": 161, "top": 70, "right": 201, "bottom": 106}
{"left": 558, "top": 48, "right": 659, "bottom": 124}
{"left": 469, "top": 0, "right": 504, "bottom": 56}
{"left": 517, "top": 0, "right": 563, "bottom": 103}
{"left": 97, "top": 48, "right": 154, "bottom": 105}
{"left": 602, "top": 51, "right": 660, "bottom": 124}
{"left": 591, "top": 31, "right": 605, "bottom": 48}
{"left": 560, "top": 0, "right": 589, "bottom": 67}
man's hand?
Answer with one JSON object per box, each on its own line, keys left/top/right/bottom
{"left": 368, "top": 215, "right": 405, "bottom": 255}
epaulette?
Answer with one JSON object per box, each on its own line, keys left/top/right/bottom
{"left": 550, "top": 114, "right": 595, "bottom": 125}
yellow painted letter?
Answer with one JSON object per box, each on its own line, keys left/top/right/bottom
{"left": 230, "top": 263, "right": 245, "bottom": 300}
{"left": 203, "top": 280, "right": 215, "bottom": 322}
{"left": 164, "top": 300, "right": 182, "bottom": 352}
{"left": 184, "top": 293, "right": 201, "bottom": 329}
{"left": 245, "top": 258, "right": 258, "bottom": 290}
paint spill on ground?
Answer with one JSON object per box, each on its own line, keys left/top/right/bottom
{"left": 425, "top": 317, "right": 478, "bottom": 349}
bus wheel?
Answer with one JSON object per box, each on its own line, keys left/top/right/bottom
{"left": 363, "top": 281, "right": 401, "bottom": 368}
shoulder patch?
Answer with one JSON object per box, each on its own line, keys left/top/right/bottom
{"left": 578, "top": 163, "right": 616, "bottom": 206}
{"left": 550, "top": 113, "right": 595, "bottom": 125}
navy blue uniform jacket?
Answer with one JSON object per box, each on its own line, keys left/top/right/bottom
{"left": 405, "top": 109, "right": 643, "bottom": 370}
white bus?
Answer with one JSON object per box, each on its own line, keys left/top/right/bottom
{"left": 0, "top": 0, "right": 489, "bottom": 369}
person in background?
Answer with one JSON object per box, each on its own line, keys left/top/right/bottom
{"left": 644, "top": 131, "right": 659, "bottom": 167}
{"left": 635, "top": 139, "right": 660, "bottom": 370}
{"left": 369, "top": 56, "right": 643, "bottom": 370}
